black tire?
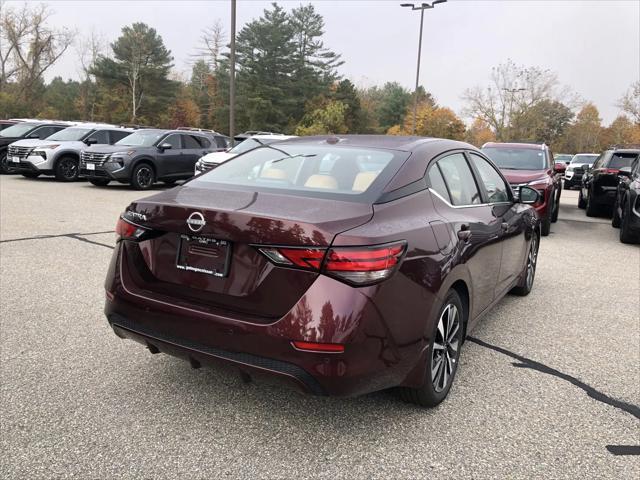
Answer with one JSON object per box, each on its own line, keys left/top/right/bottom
{"left": 550, "top": 193, "right": 559, "bottom": 223}
{"left": 21, "top": 172, "right": 40, "bottom": 179}
{"left": 0, "top": 152, "right": 9, "bottom": 174}
{"left": 619, "top": 200, "right": 638, "bottom": 244}
{"left": 541, "top": 216, "right": 551, "bottom": 236}
{"left": 611, "top": 198, "right": 621, "bottom": 228}
{"left": 89, "top": 179, "right": 110, "bottom": 187}
{"left": 399, "top": 290, "right": 464, "bottom": 408}
{"left": 511, "top": 233, "right": 539, "bottom": 296}
{"left": 54, "top": 156, "right": 79, "bottom": 182}
{"left": 585, "top": 190, "right": 598, "bottom": 217}
{"left": 130, "top": 163, "right": 155, "bottom": 190}
{"left": 578, "top": 189, "right": 586, "bottom": 209}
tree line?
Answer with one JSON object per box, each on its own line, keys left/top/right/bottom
{"left": 1, "top": 2, "right": 638, "bottom": 154}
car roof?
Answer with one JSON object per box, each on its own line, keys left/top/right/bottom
{"left": 275, "top": 134, "right": 458, "bottom": 152}
{"left": 482, "top": 142, "right": 546, "bottom": 150}
{"left": 249, "top": 134, "right": 296, "bottom": 141}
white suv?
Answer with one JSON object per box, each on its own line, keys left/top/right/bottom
{"left": 9, "top": 123, "right": 134, "bottom": 181}
{"left": 194, "top": 134, "right": 296, "bottom": 175}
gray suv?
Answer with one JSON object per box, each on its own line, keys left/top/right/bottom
{"left": 80, "top": 129, "right": 222, "bottom": 189}
{"left": 9, "top": 123, "right": 133, "bottom": 181}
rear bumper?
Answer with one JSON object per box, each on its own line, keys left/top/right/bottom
{"left": 108, "top": 312, "right": 327, "bottom": 395}
{"left": 104, "top": 242, "right": 428, "bottom": 397}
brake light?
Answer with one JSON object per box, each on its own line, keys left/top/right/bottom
{"left": 115, "top": 216, "right": 148, "bottom": 240}
{"left": 258, "top": 241, "right": 407, "bottom": 286}
{"left": 291, "top": 341, "right": 345, "bottom": 353}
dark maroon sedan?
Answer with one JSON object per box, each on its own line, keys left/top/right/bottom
{"left": 105, "top": 136, "right": 541, "bottom": 407}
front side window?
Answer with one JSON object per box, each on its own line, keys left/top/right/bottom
{"left": 482, "top": 147, "right": 546, "bottom": 170}
{"left": 162, "top": 134, "right": 181, "bottom": 149}
{"left": 436, "top": 153, "right": 482, "bottom": 206}
{"left": 469, "top": 153, "right": 510, "bottom": 203}
{"left": 89, "top": 130, "right": 110, "bottom": 144}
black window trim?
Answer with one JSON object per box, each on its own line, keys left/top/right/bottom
{"left": 427, "top": 149, "right": 486, "bottom": 208}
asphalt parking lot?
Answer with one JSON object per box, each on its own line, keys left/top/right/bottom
{"left": 1, "top": 175, "right": 638, "bottom": 479}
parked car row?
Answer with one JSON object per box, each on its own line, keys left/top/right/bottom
{"left": 576, "top": 147, "right": 640, "bottom": 244}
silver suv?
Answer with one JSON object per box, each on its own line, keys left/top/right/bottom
{"left": 9, "top": 123, "right": 134, "bottom": 181}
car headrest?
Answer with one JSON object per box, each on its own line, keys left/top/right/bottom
{"left": 352, "top": 171, "right": 379, "bottom": 192}
{"left": 304, "top": 174, "right": 338, "bottom": 190}
{"left": 261, "top": 168, "right": 287, "bottom": 180}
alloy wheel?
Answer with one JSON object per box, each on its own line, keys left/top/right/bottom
{"left": 431, "top": 303, "right": 460, "bottom": 393}
{"left": 526, "top": 236, "right": 538, "bottom": 290}
{"left": 59, "top": 158, "right": 77, "bottom": 180}
{"left": 136, "top": 166, "right": 153, "bottom": 188}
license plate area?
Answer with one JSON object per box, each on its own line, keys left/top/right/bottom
{"left": 86, "top": 163, "right": 95, "bottom": 170}
{"left": 176, "top": 234, "right": 231, "bottom": 277}
{"left": 12, "top": 156, "right": 20, "bottom": 163}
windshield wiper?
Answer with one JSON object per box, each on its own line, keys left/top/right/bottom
{"left": 271, "top": 153, "right": 316, "bottom": 163}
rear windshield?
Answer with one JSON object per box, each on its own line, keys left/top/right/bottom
{"left": 0, "top": 123, "right": 38, "bottom": 138}
{"left": 571, "top": 154, "right": 598, "bottom": 164}
{"left": 609, "top": 153, "right": 638, "bottom": 169}
{"left": 191, "top": 144, "right": 407, "bottom": 201}
{"left": 116, "top": 130, "right": 165, "bottom": 147}
{"left": 482, "top": 147, "right": 546, "bottom": 170}
{"left": 47, "top": 128, "right": 92, "bottom": 141}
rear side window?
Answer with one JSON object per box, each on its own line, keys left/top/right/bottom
{"left": 608, "top": 153, "right": 638, "bottom": 170}
{"left": 32, "top": 126, "right": 60, "bottom": 139}
{"left": 469, "top": 153, "right": 510, "bottom": 203}
{"left": 110, "top": 130, "right": 131, "bottom": 143}
{"left": 428, "top": 165, "right": 450, "bottom": 202}
{"left": 436, "top": 153, "right": 482, "bottom": 206}
{"left": 182, "top": 135, "right": 203, "bottom": 149}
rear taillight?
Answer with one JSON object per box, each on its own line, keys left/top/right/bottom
{"left": 115, "top": 216, "right": 148, "bottom": 241}
{"left": 258, "top": 241, "right": 407, "bottom": 286}
{"left": 596, "top": 168, "right": 620, "bottom": 174}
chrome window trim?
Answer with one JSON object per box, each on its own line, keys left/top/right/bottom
{"left": 428, "top": 188, "right": 513, "bottom": 209}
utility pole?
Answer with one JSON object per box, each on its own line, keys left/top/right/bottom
{"left": 229, "top": 0, "right": 236, "bottom": 146}
{"left": 400, "top": 1, "right": 447, "bottom": 135}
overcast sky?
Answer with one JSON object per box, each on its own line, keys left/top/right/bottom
{"left": 8, "top": 0, "right": 639, "bottom": 124}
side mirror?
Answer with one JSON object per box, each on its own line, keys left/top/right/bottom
{"left": 85, "top": 137, "right": 97, "bottom": 145}
{"left": 158, "top": 142, "right": 172, "bottom": 151}
{"left": 519, "top": 186, "right": 540, "bottom": 205}
{"left": 582, "top": 164, "right": 591, "bottom": 172}
{"left": 618, "top": 166, "right": 632, "bottom": 177}
{"left": 554, "top": 163, "right": 566, "bottom": 172}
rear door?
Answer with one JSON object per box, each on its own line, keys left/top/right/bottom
{"left": 177, "top": 134, "right": 209, "bottom": 177}
{"left": 428, "top": 152, "right": 502, "bottom": 316}
{"left": 468, "top": 152, "right": 527, "bottom": 294}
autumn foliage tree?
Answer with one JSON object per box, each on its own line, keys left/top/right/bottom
{"left": 388, "top": 101, "right": 465, "bottom": 140}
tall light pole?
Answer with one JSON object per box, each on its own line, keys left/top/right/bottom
{"left": 229, "top": 0, "right": 237, "bottom": 146}
{"left": 502, "top": 87, "right": 525, "bottom": 141}
{"left": 400, "top": 1, "right": 447, "bottom": 135}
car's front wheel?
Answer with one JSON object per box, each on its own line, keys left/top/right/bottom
{"left": 55, "top": 156, "right": 80, "bottom": 182}
{"left": 551, "top": 191, "right": 559, "bottom": 223}
{"left": 0, "top": 152, "right": 9, "bottom": 174}
{"left": 612, "top": 197, "right": 621, "bottom": 228}
{"left": 131, "top": 163, "right": 155, "bottom": 190}
{"left": 399, "top": 290, "right": 463, "bottom": 408}
{"left": 585, "top": 189, "right": 599, "bottom": 217}
{"left": 620, "top": 200, "right": 638, "bottom": 244}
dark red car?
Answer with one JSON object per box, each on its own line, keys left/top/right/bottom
{"left": 482, "top": 142, "right": 561, "bottom": 236}
{"left": 105, "top": 136, "right": 541, "bottom": 407}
